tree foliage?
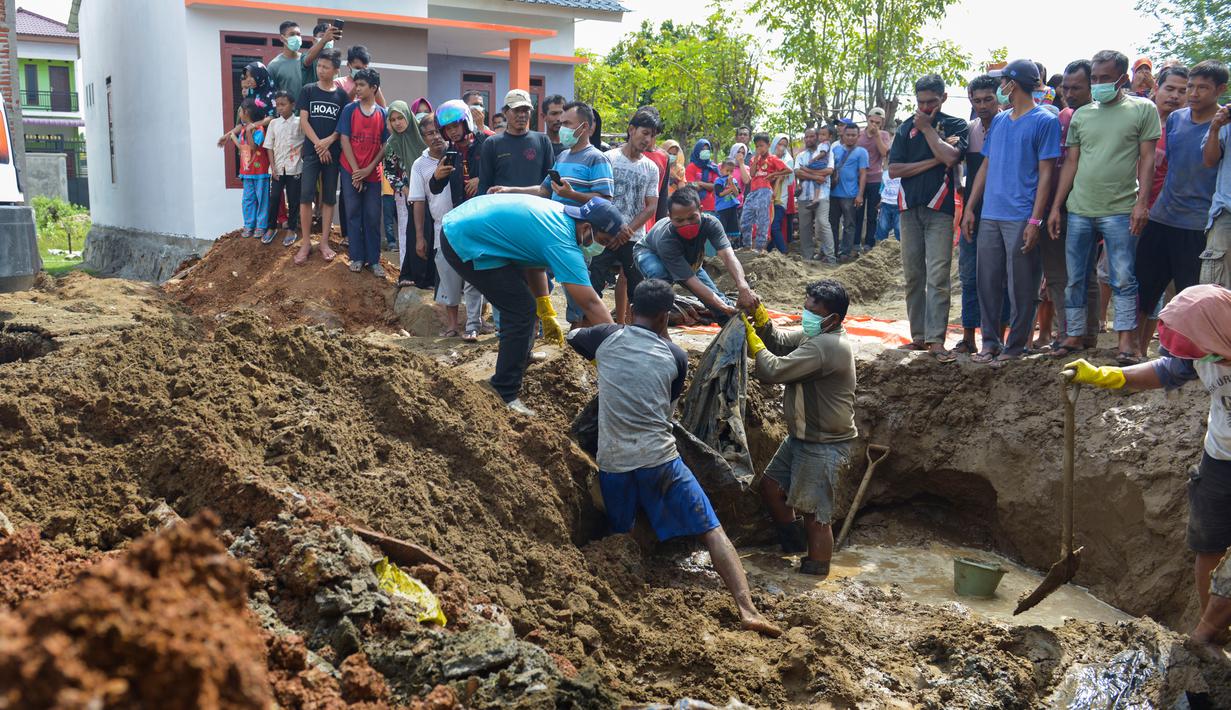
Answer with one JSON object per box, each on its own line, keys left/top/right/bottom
{"left": 750, "top": 0, "right": 971, "bottom": 128}
{"left": 1135, "top": 0, "right": 1230, "bottom": 69}
{"left": 574, "top": 12, "right": 766, "bottom": 145}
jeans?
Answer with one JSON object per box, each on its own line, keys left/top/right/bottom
{"left": 1065, "top": 213, "right": 1137, "bottom": 336}
{"left": 383, "top": 193, "right": 397, "bottom": 247}
{"left": 241, "top": 175, "right": 270, "bottom": 230}
{"left": 768, "top": 204, "right": 788, "bottom": 254}
{"left": 1039, "top": 215, "right": 1099, "bottom": 340}
{"left": 976, "top": 220, "right": 1042, "bottom": 356}
{"left": 855, "top": 181, "right": 881, "bottom": 249}
{"left": 341, "top": 173, "right": 383, "bottom": 266}
{"left": 958, "top": 227, "right": 980, "bottom": 330}
{"left": 797, "top": 198, "right": 834, "bottom": 261}
{"left": 441, "top": 236, "right": 535, "bottom": 403}
{"left": 900, "top": 207, "right": 955, "bottom": 344}
{"left": 740, "top": 188, "right": 774, "bottom": 250}
{"left": 875, "top": 203, "right": 900, "bottom": 242}
{"left": 832, "top": 197, "right": 858, "bottom": 258}
{"left": 268, "top": 174, "right": 301, "bottom": 231}
{"left": 635, "top": 249, "right": 730, "bottom": 317}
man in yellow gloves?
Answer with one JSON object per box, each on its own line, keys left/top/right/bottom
{"left": 440, "top": 193, "right": 623, "bottom": 415}
{"left": 1063, "top": 284, "right": 1231, "bottom": 651}
{"left": 745, "top": 279, "right": 858, "bottom": 577}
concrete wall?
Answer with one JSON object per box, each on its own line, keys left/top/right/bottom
{"left": 426, "top": 54, "right": 573, "bottom": 112}
{"left": 343, "top": 21, "right": 428, "bottom": 106}
{"left": 24, "top": 152, "right": 65, "bottom": 201}
{"left": 1, "top": 0, "right": 28, "bottom": 190}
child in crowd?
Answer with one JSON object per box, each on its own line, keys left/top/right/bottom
{"left": 713, "top": 159, "right": 743, "bottom": 246}
{"left": 739, "top": 133, "right": 791, "bottom": 253}
{"left": 261, "top": 90, "right": 304, "bottom": 246}
{"left": 295, "top": 49, "right": 348, "bottom": 264}
{"left": 232, "top": 98, "right": 270, "bottom": 240}
{"left": 875, "top": 168, "right": 901, "bottom": 241}
{"left": 338, "top": 68, "right": 390, "bottom": 277}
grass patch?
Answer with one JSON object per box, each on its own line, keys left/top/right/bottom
{"left": 32, "top": 196, "right": 90, "bottom": 276}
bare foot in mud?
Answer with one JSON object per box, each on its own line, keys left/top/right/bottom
{"left": 319, "top": 242, "right": 337, "bottom": 262}
{"left": 294, "top": 244, "right": 311, "bottom": 265}
{"left": 741, "top": 614, "right": 782, "bottom": 638}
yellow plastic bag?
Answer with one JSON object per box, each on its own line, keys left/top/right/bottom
{"left": 374, "top": 557, "right": 447, "bottom": 627}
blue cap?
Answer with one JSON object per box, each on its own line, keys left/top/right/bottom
{"left": 563, "top": 197, "right": 625, "bottom": 236}
{"left": 990, "top": 59, "right": 1041, "bottom": 89}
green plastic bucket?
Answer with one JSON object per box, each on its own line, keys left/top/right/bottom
{"left": 953, "top": 556, "right": 1007, "bottom": 598}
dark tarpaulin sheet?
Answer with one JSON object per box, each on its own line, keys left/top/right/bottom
{"left": 679, "top": 317, "right": 755, "bottom": 488}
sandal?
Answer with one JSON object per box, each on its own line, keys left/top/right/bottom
{"left": 1116, "top": 351, "right": 1142, "bottom": 366}
{"left": 438, "top": 328, "right": 460, "bottom": 338}
{"left": 971, "top": 350, "right": 999, "bottom": 364}
{"left": 397, "top": 280, "right": 415, "bottom": 288}
{"left": 349, "top": 261, "right": 363, "bottom": 273}
{"left": 1050, "top": 344, "right": 1086, "bottom": 359}
{"left": 898, "top": 341, "right": 927, "bottom": 352}
{"left": 931, "top": 349, "right": 957, "bottom": 364}
{"left": 282, "top": 232, "right": 298, "bottom": 247}
{"left": 952, "top": 340, "right": 977, "bottom": 355}
{"left": 462, "top": 331, "right": 479, "bottom": 343}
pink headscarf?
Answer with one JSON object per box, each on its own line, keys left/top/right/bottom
{"left": 1158, "top": 285, "right": 1231, "bottom": 361}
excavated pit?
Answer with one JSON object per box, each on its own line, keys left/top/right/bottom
{"left": 0, "top": 264, "right": 1227, "bottom": 707}
{"left": 0, "top": 323, "right": 57, "bottom": 363}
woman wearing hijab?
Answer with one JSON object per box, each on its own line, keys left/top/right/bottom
{"left": 770, "top": 134, "right": 795, "bottom": 254}
{"left": 215, "top": 61, "right": 276, "bottom": 147}
{"left": 384, "top": 100, "right": 427, "bottom": 280}
{"left": 661, "top": 140, "right": 686, "bottom": 194}
{"left": 1063, "top": 284, "right": 1231, "bottom": 651}
{"left": 685, "top": 139, "right": 721, "bottom": 213}
{"left": 410, "top": 97, "right": 433, "bottom": 120}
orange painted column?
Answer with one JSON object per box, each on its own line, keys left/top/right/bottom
{"left": 509, "top": 38, "right": 531, "bottom": 91}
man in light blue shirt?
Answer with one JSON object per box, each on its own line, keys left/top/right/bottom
{"left": 830, "top": 123, "right": 869, "bottom": 261}
{"left": 794, "top": 126, "right": 836, "bottom": 262}
{"left": 441, "top": 193, "right": 624, "bottom": 414}
{"left": 1201, "top": 90, "right": 1231, "bottom": 289}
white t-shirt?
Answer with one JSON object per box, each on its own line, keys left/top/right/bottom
{"left": 408, "top": 149, "right": 454, "bottom": 239}
{"left": 1195, "top": 360, "right": 1231, "bottom": 460}
{"left": 605, "top": 147, "right": 659, "bottom": 242}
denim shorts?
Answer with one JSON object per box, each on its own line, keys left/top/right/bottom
{"left": 764, "top": 437, "right": 853, "bottom": 524}
{"left": 1188, "top": 452, "right": 1231, "bottom": 553}
{"left": 600, "top": 457, "right": 720, "bottom": 541}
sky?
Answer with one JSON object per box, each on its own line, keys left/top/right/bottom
{"left": 24, "top": 0, "right": 1160, "bottom": 116}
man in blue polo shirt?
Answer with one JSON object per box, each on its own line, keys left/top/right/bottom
{"left": 441, "top": 193, "right": 624, "bottom": 415}
{"left": 962, "top": 59, "right": 1062, "bottom": 362}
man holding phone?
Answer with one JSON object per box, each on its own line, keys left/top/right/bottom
{"left": 440, "top": 194, "right": 625, "bottom": 415}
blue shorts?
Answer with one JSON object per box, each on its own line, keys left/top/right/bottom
{"left": 765, "top": 438, "right": 853, "bottom": 524}
{"left": 600, "top": 457, "right": 721, "bottom": 541}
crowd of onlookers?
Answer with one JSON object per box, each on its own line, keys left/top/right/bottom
{"left": 218, "top": 20, "right": 1231, "bottom": 359}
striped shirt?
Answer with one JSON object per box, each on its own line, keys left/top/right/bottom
{"left": 543, "top": 144, "right": 614, "bottom": 206}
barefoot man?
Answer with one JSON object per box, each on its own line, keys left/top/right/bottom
{"left": 567, "top": 279, "right": 781, "bottom": 637}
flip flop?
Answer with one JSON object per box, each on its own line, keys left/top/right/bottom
{"left": 282, "top": 233, "right": 298, "bottom": 247}
{"left": 1050, "top": 344, "right": 1085, "bottom": 359}
{"left": 952, "top": 340, "right": 977, "bottom": 355}
{"left": 898, "top": 341, "right": 927, "bottom": 352}
{"left": 931, "top": 349, "right": 957, "bottom": 364}
{"left": 462, "top": 331, "right": 479, "bottom": 343}
{"left": 438, "top": 329, "right": 460, "bottom": 338}
{"left": 971, "top": 351, "right": 998, "bottom": 364}
{"left": 1116, "top": 352, "right": 1142, "bottom": 366}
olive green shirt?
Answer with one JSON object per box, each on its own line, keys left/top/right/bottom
{"left": 752, "top": 323, "right": 857, "bottom": 444}
{"left": 1065, "top": 94, "right": 1161, "bottom": 217}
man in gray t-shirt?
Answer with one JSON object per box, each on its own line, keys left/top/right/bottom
{"left": 567, "top": 279, "right": 780, "bottom": 638}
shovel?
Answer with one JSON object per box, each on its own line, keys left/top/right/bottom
{"left": 835, "top": 444, "right": 891, "bottom": 550}
{"left": 1013, "top": 371, "right": 1084, "bottom": 615}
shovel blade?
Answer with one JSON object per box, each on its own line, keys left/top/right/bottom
{"left": 1012, "top": 547, "right": 1083, "bottom": 615}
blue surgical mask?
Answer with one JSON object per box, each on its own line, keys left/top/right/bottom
{"left": 285, "top": 35, "right": 302, "bottom": 52}
{"left": 995, "top": 85, "right": 1011, "bottom": 105}
{"left": 1090, "top": 81, "right": 1119, "bottom": 103}
{"left": 801, "top": 310, "right": 824, "bottom": 336}
{"left": 559, "top": 125, "right": 579, "bottom": 148}
{"left": 699, "top": 149, "right": 712, "bottom": 160}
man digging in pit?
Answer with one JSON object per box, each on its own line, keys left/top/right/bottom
{"left": 567, "top": 279, "right": 782, "bottom": 638}
{"left": 746, "top": 279, "right": 858, "bottom": 578}
{"left": 1062, "top": 284, "right": 1231, "bottom": 652}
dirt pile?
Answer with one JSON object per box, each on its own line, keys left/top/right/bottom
{"left": 708, "top": 240, "right": 903, "bottom": 308}
{"left": 0, "top": 526, "right": 102, "bottom": 609}
{"left": 849, "top": 349, "right": 1211, "bottom": 629}
{"left": 164, "top": 230, "right": 400, "bottom": 332}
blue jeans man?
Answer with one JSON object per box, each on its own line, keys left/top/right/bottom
{"left": 1062, "top": 213, "right": 1138, "bottom": 356}
{"left": 874, "top": 202, "right": 900, "bottom": 242}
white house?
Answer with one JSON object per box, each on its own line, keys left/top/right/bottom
{"left": 75, "top": 0, "right": 625, "bottom": 281}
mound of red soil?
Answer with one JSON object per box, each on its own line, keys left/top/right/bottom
{"left": 164, "top": 230, "right": 401, "bottom": 332}
{"left": 0, "top": 527, "right": 102, "bottom": 609}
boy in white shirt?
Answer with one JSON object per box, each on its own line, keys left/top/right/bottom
{"left": 875, "top": 168, "right": 902, "bottom": 241}
{"left": 262, "top": 90, "right": 305, "bottom": 246}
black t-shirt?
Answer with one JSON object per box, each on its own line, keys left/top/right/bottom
{"left": 478, "top": 130, "right": 555, "bottom": 194}
{"left": 637, "top": 213, "right": 730, "bottom": 282}
{"left": 887, "top": 111, "right": 969, "bottom": 214}
{"left": 297, "top": 83, "right": 350, "bottom": 156}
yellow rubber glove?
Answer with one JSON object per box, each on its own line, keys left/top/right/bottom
{"left": 743, "top": 315, "right": 766, "bottom": 357}
{"left": 536, "top": 296, "right": 565, "bottom": 346}
{"left": 1063, "top": 358, "right": 1126, "bottom": 389}
{"left": 752, "top": 303, "right": 771, "bottom": 329}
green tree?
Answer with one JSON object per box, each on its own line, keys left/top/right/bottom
{"left": 1136, "top": 0, "right": 1230, "bottom": 69}
{"left": 574, "top": 11, "right": 766, "bottom": 146}
{"left": 751, "top": 0, "right": 971, "bottom": 127}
